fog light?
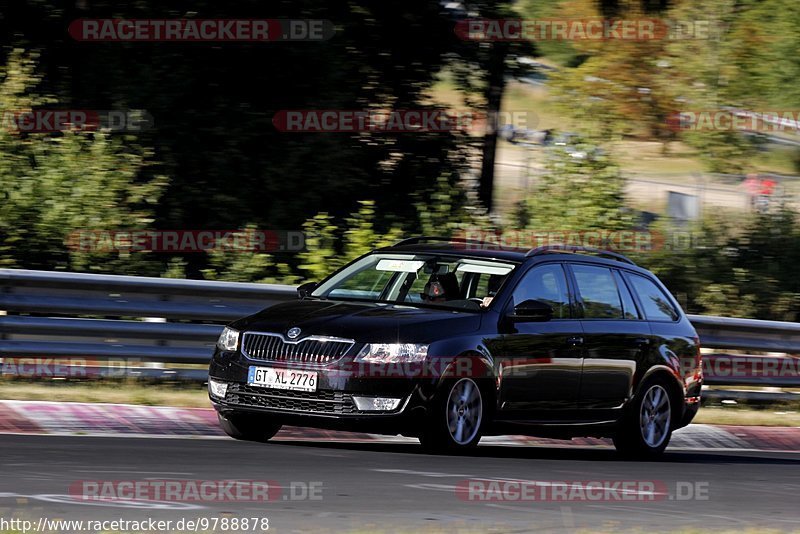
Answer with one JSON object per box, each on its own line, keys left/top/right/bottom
{"left": 208, "top": 378, "right": 228, "bottom": 399}
{"left": 352, "top": 396, "right": 402, "bottom": 412}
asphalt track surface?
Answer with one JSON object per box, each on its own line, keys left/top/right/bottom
{"left": 1, "top": 434, "right": 799, "bottom": 533}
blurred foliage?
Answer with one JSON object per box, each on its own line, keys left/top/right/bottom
{"left": 297, "top": 201, "right": 404, "bottom": 281}
{"left": 661, "top": 0, "right": 759, "bottom": 172}
{"left": 634, "top": 207, "right": 800, "bottom": 321}
{"left": 1, "top": 0, "right": 523, "bottom": 277}
{"left": 538, "top": 0, "right": 795, "bottom": 172}
{"left": 515, "top": 139, "right": 631, "bottom": 231}
{"left": 2, "top": 1, "right": 800, "bottom": 322}
{"left": 199, "top": 226, "right": 280, "bottom": 283}
{"left": 515, "top": 0, "right": 583, "bottom": 67}
{"left": 720, "top": 0, "right": 800, "bottom": 110}
{"left": 542, "top": 0, "right": 675, "bottom": 142}
{"left": 0, "top": 50, "right": 167, "bottom": 274}
{"left": 414, "top": 174, "right": 492, "bottom": 236}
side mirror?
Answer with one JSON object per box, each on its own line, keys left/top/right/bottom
{"left": 510, "top": 299, "right": 553, "bottom": 322}
{"left": 297, "top": 282, "right": 317, "bottom": 300}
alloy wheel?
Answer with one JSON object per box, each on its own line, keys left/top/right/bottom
{"left": 445, "top": 378, "right": 483, "bottom": 446}
{"left": 639, "top": 384, "right": 671, "bottom": 448}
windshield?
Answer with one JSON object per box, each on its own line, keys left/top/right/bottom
{"left": 311, "top": 253, "right": 517, "bottom": 311}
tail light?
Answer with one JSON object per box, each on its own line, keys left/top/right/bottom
{"left": 694, "top": 336, "right": 703, "bottom": 379}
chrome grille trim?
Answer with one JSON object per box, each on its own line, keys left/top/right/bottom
{"left": 241, "top": 331, "right": 354, "bottom": 365}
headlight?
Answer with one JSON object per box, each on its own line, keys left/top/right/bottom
{"left": 354, "top": 343, "right": 428, "bottom": 364}
{"left": 217, "top": 326, "right": 240, "bottom": 351}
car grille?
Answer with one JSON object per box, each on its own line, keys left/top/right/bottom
{"left": 225, "top": 383, "right": 360, "bottom": 415}
{"left": 241, "top": 332, "right": 353, "bottom": 364}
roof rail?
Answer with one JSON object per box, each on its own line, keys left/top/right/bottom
{"left": 391, "top": 236, "right": 492, "bottom": 247}
{"left": 525, "top": 245, "right": 637, "bottom": 266}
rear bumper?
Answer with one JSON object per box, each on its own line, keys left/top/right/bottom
{"left": 678, "top": 396, "right": 701, "bottom": 429}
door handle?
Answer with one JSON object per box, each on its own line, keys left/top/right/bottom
{"left": 566, "top": 336, "right": 584, "bottom": 346}
{"left": 633, "top": 337, "right": 650, "bottom": 346}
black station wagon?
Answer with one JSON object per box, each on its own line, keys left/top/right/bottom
{"left": 209, "top": 237, "right": 702, "bottom": 457}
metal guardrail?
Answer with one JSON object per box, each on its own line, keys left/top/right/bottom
{"left": 688, "top": 315, "right": 800, "bottom": 354}
{"left": 0, "top": 269, "right": 295, "bottom": 365}
{"left": 0, "top": 269, "right": 798, "bottom": 390}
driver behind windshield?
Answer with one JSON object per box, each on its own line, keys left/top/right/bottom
{"left": 421, "top": 272, "right": 461, "bottom": 303}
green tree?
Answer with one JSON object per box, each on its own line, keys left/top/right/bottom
{"left": 641, "top": 207, "right": 800, "bottom": 320}
{"left": 544, "top": 0, "right": 674, "bottom": 141}
{"left": 297, "top": 201, "right": 404, "bottom": 281}
{"left": 2, "top": 0, "right": 506, "bottom": 275}
{"left": 0, "top": 50, "right": 167, "bottom": 274}
{"left": 518, "top": 139, "right": 631, "bottom": 232}
{"left": 542, "top": 0, "right": 768, "bottom": 171}
{"left": 720, "top": 0, "right": 800, "bottom": 110}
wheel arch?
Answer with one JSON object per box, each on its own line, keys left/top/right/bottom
{"left": 638, "top": 365, "right": 685, "bottom": 422}
{"left": 436, "top": 349, "right": 497, "bottom": 413}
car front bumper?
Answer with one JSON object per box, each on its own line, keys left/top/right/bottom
{"left": 208, "top": 348, "right": 437, "bottom": 435}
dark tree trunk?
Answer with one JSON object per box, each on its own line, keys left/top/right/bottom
{"left": 479, "top": 41, "right": 508, "bottom": 214}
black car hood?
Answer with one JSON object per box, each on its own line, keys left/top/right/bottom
{"left": 230, "top": 299, "right": 482, "bottom": 343}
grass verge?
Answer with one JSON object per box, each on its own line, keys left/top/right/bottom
{"left": 0, "top": 380, "right": 211, "bottom": 408}
{"left": 693, "top": 406, "right": 800, "bottom": 427}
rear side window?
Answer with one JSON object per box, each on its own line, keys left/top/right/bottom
{"left": 613, "top": 270, "right": 641, "bottom": 320}
{"left": 627, "top": 273, "right": 679, "bottom": 321}
{"left": 571, "top": 264, "right": 623, "bottom": 319}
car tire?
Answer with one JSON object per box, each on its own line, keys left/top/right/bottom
{"left": 218, "top": 412, "right": 282, "bottom": 443}
{"left": 613, "top": 378, "right": 674, "bottom": 459}
{"left": 419, "top": 377, "right": 485, "bottom": 453}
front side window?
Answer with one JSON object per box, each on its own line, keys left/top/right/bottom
{"left": 312, "top": 253, "right": 516, "bottom": 311}
{"left": 510, "top": 264, "right": 571, "bottom": 318}
{"left": 571, "top": 264, "right": 624, "bottom": 319}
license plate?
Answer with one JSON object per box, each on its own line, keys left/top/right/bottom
{"left": 247, "top": 366, "right": 318, "bottom": 392}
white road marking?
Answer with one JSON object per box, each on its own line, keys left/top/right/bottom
{"left": 0, "top": 492, "right": 204, "bottom": 510}
{"left": 72, "top": 469, "right": 194, "bottom": 475}
{"left": 33, "top": 494, "right": 204, "bottom": 510}
{"left": 372, "top": 468, "right": 474, "bottom": 478}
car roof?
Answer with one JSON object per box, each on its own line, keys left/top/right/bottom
{"left": 377, "top": 240, "right": 655, "bottom": 276}
{"left": 378, "top": 242, "right": 529, "bottom": 262}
